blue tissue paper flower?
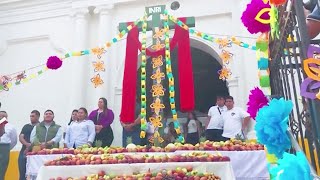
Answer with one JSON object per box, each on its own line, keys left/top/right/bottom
{"left": 255, "top": 98, "right": 293, "bottom": 158}
{"left": 269, "top": 152, "right": 312, "bottom": 180}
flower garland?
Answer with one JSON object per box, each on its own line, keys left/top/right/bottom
{"left": 169, "top": 15, "right": 256, "bottom": 81}
{"left": 139, "top": 14, "right": 148, "bottom": 139}
{"left": 0, "top": 66, "right": 48, "bottom": 92}
{"left": 164, "top": 10, "right": 184, "bottom": 143}
{"left": 149, "top": 27, "right": 166, "bottom": 144}
{"left": 256, "top": 33, "right": 271, "bottom": 95}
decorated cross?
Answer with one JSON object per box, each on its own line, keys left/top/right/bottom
{"left": 119, "top": 5, "right": 195, "bottom": 32}
{"left": 119, "top": 5, "right": 195, "bottom": 146}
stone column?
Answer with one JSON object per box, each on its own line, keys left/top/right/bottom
{"left": 94, "top": 4, "right": 123, "bottom": 146}
{"left": 88, "top": 4, "right": 114, "bottom": 108}
{"left": 230, "top": 0, "right": 258, "bottom": 108}
{"left": 227, "top": 77, "right": 240, "bottom": 103}
{"left": 69, "top": 7, "right": 89, "bottom": 110}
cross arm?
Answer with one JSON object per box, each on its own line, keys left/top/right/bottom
{"left": 118, "top": 17, "right": 195, "bottom": 32}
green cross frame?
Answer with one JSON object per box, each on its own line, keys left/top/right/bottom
{"left": 118, "top": 5, "right": 195, "bottom": 32}
{"left": 118, "top": 5, "right": 195, "bottom": 146}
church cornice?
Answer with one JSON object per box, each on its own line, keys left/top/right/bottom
{"left": 0, "top": 0, "right": 72, "bottom": 25}
{"left": 0, "top": 0, "right": 141, "bottom": 25}
{"left": 0, "top": 0, "right": 234, "bottom": 25}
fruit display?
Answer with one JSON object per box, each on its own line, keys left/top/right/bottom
{"left": 50, "top": 166, "right": 221, "bottom": 180}
{"left": 28, "top": 139, "right": 264, "bottom": 156}
{"left": 44, "top": 152, "right": 230, "bottom": 166}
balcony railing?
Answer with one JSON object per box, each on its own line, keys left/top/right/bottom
{"left": 269, "top": 0, "right": 320, "bottom": 175}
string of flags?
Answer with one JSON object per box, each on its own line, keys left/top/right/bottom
{"left": 1, "top": 14, "right": 258, "bottom": 92}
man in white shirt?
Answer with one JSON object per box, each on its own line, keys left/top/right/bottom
{"left": 206, "top": 96, "right": 227, "bottom": 142}
{"left": 222, "top": 96, "right": 251, "bottom": 140}
{"left": 65, "top": 108, "right": 95, "bottom": 148}
{"left": 0, "top": 112, "right": 17, "bottom": 180}
{"left": 0, "top": 111, "right": 18, "bottom": 149}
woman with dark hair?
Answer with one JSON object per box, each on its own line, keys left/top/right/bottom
{"left": 185, "top": 112, "right": 201, "bottom": 145}
{"left": 64, "top": 110, "right": 78, "bottom": 139}
{"left": 68, "top": 110, "right": 78, "bottom": 126}
{"left": 88, "top": 98, "right": 114, "bottom": 147}
{"left": 164, "top": 122, "right": 178, "bottom": 146}
{"left": 65, "top": 108, "right": 95, "bottom": 148}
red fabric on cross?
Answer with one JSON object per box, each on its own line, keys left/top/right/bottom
{"left": 120, "top": 27, "right": 139, "bottom": 124}
{"left": 120, "top": 18, "right": 195, "bottom": 123}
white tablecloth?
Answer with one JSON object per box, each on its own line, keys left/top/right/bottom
{"left": 175, "top": 150, "right": 269, "bottom": 180}
{"left": 28, "top": 151, "right": 269, "bottom": 180}
{"left": 26, "top": 152, "right": 172, "bottom": 177}
{"left": 36, "top": 162, "right": 235, "bottom": 180}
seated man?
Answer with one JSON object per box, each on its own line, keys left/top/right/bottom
{"left": 30, "top": 110, "right": 62, "bottom": 149}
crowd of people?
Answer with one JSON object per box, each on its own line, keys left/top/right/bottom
{"left": 0, "top": 95, "right": 250, "bottom": 180}
{"left": 0, "top": 97, "right": 115, "bottom": 180}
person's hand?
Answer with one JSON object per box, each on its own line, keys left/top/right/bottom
{"left": 123, "top": 123, "right": 134, "bottom": 131}
{"left": 26, "top": 143, "right": 32, "bottom": 148}
{"left": 241, "top": 125, "right": 247, "bottom": 131}
{"left": 95, "top": 125, "right": 103, "bottom": 133}
{"left": 47, "top": 140, "right": 54, "bottom": 145}
{"left": 0, "top": 127, "right": 5, "bottom": 137}
{"left": 40, "top": 143, "right": 46, "bottom": 149}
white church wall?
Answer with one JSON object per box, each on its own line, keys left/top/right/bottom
{"left": 0, "top": 15, "right": 74, "bottom": 150}
{"left": 0, "top": 0, "right": 260, "bottom": 148}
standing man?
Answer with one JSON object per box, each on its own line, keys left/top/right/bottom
{"left": 18, "top": 110, "right": 40, "bottom": 180}
{"left": 0, "top": 111, "right": 17, "bottom": 149}
{"left": 0, "top": 111, "right": 18, "bottom": 180}
{"left": 30, "top": 110, "right": 62, "bottom": 149}
{"left": 206, "top": 96, "right": 227, "bottom": 142}
{"left": 121, "top": 102, "right": 142, "bottom": 147}
{"left": 222, "top": 96, "right": 251, "bottom": 140}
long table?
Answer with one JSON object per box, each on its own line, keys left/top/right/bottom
{"left": 36, "top": 162, "right": 235, "bottom": 180}
{"left": 175, "top": 150, "right": 269, "bottom": 180}
{"left": 27, "top": 150, "right": 269, "bottom": 180}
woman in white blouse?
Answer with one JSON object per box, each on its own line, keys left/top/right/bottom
{"left": 65, "top": 108, "right": 95, "bottom": 148}
{"left": 185, "top": 112, "right": 202, "bottom": 145}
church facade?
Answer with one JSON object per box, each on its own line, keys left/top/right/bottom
{"left": 0, "top": 0, "right": 258, "bottom": 148}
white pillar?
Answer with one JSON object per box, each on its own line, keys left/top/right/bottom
{"left": 93, "top": 4, "right": 122, "bottom": 146}
{"left": 88, "top": 4, "right": 114, "bottom": 110}
{"left": 69, "top": 7, "right": 89, "bottom": 110}
{"left": 229, "top": 0, "right": 258, "bottom": 108}
{"left": 227, "top": 77, "right": 240, "bottom": 103}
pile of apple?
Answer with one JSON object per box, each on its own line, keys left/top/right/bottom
{"left": 26, "top": 146, "right": 164, "bottom": 156}
{"left": 44, "top": 152, "right": 230, "bottom": 166}
{"left": 27, "top": 139, "right": 264, "bottom": 156}
{"left": 50, "top": 166, "right": 221, "bottom": 180}
{"left": 165, "top": 140, "right": 265, "bottom": 152}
